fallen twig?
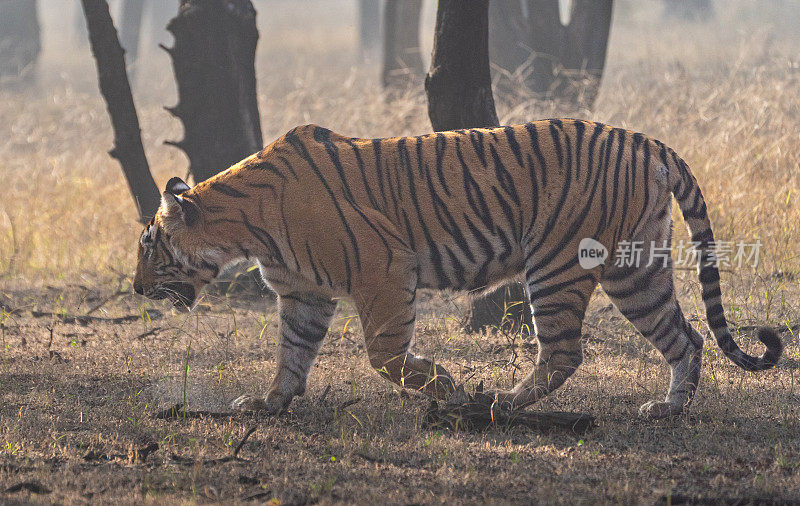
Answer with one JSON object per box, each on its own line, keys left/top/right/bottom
{"left": 338, "top": 397, "right": 362, "bottom": 411}
{"left": 5, "top": 481, "right": 51, "bottom": 494}
{"left": 85, "top": 289, "right": 128, "bottom": 315}
{"left": 30, "top": 309, "right": 162, "bottom": 325}
{"left": 135, "top": 327, "right": 162, "bottom": 340}
{"left": 356, "top": 451, "right": 386, "bottom": 464}
{"left": 319, "top": 384, "right": 332, "bottom": 404}
{"left": 168, "top": 429, "right": 257, "bottom": 467}
{"left": 233, "top": 425, "right": 258, "bottom": 459}
{"left": 154, "top": 402, "right": 232, "bottom": 420}
{"left": 423, "top": 387, "right": 595, "bottom": 434}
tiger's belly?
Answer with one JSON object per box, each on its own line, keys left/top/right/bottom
{"left": 414, "top": 237, "right": 525, "bottom": 292}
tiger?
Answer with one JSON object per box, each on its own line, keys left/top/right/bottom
{"left": 133, "top": 119, "right": 782, "bottom": 419}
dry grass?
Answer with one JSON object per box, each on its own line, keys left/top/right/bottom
{"left": 1, "top": 0, "right": 800, "bottom": 503}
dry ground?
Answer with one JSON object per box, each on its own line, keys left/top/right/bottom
{"left": 1, "top": 0, "right": 800, "bottom": 503}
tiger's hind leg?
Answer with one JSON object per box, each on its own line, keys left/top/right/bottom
{"left": 353, "top": 254, "right": 456, "bottom": 400}
{"left": 492, "top": 275, "right": 598, "bottom": 409}
{"left": 230, "top": 291, "right": 337, "bottom": 414}
{"left": 601, "top": 224, "right": 704, "bottom": 419}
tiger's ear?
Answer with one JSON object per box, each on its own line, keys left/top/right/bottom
{"left": 161, "top": 177, "right": 199, "bottom": 228}
{"left": 165, "top": 177, "right": 191, "bottom": 195}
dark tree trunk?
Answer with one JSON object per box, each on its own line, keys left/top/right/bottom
{"left": 489, "top": 0, "right": 613, "bottom": 106}
{"left": 358, "top": 0, "right": 382, "bottom": 60}
{"left": 119, "top": 0, "right": 145, "bottom": 67}
{"left": 81, "top": 0, "right": 161, "bottom": 222}
{"left": 382, "top": 0, "right": 423, "bottom": 89}
{"left": 165, "top": 0, "right": 263, "bottom": 183}
{"left": 0, "top": 0, "right": 41, "bottom": 83}
{"left": 425, "top": 0, "right": 497, "bottom": 131}
{"left": 425, "top": 0, "right": 533, "bottom": 335}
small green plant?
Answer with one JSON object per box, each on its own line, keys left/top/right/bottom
{"left": 423, "top": 430, "right": 443, "bottom": 447}
{"left": 2, "top": 441, "right": 20, "bottom": 455}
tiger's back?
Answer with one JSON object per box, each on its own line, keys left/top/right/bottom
{"left": 226, "top": 121, "right": 659, "bottom": 294}
{"left": 134, "top": 119, "right": 782, "bottom": 418}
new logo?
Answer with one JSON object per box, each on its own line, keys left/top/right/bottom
{"left": 578, "top": 238, "right": 608, "bottom": 269}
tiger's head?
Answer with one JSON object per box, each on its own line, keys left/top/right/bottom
{"left": 133, "top": 177, "right": 219, "bottom": 310}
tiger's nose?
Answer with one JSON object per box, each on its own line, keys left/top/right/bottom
{"left": 133, "top": 280, "right": 144, "bottom": 295}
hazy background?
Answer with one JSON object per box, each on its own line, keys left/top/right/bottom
{"left": 1, "top": 0, "right": 799, "bottom": 281}
{"left": 1, "top": 4, "right": 800, "bottom": 502}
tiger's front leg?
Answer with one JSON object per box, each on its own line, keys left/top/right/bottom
{"left": 230, "top": 292, "right": 336, "bottom": 414}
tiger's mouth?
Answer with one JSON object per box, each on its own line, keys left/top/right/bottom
{"left": 154, "top": 282, "right": 196, "bottom": 310}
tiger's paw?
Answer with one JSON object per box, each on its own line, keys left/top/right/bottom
{"left": 230, "top": 390, "right": 293, "bottom": 415}
{"left": 230, "top": 394, "right": 269, "bottom": 413}
{"left": 638, "top": 400, "right": 684, "bottom": 419}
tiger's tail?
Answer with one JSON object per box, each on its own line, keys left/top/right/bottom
{"left": 665, "top": 144, "right": 782, "bottom": 371}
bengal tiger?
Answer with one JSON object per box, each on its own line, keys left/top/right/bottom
{"left": 133, "top": 120, "right": 782, "bottom": 419}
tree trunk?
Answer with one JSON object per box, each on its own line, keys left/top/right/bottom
{"left": 81, "top": 0, "right": 161, "bottom": 222}
{"left": 489, "top": 0, "right": 613, "bottom": 106}
{"left": 0, "top": 0, "right": 41, "bottom": 84}
{"left": 119, "top": 0, "right": 145, "bottom": 67}
{"left": 425, "top": 0, "right": 497, "bottom": 131}
{"left": 382, "top": 0, "right": 423, "bottom": 89}
{"left": 425, "top": 0, "right": 532, "bottom": 335}
{"left": 358, "top": 0, "right": 382, "bottom": 60}
{"left": 558, "top": 0, "right": 613, "bottom": 105}
{"left": 165, "top": 0, "right": 263, "bottom": 183}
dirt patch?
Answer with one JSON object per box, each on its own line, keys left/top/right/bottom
{"left": 0, "top": 282, "right": 799, "bottom": 504}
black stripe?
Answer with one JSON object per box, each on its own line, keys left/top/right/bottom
{"left": 210, "top": 182, "right": 248, "bottom": 198}
{"left": 345, "top": 138, "right": 379, "bottom": 210}
{"left": 415, "top": 135, "right": 425, "bottom": 177}
{"left": 424, "top": 166, "right": 475, "bottom": 262}
{"left": 491, "top": 186, "right": 521, "bottom": 244}
{"left": 549, "top": 121, "right": 564, "bottom": 169}
{"left": 624, "top": 289, "right": 674, "bottom": 321}
{"left": 584, "top": 122, "right": 605, "bottom": 192}
{"left": 373, "top": 138, "right": 389, "bottom": 212}
{"left": 240, "top": 210, "right": 284, "bottom": 264}
{"left": 525, "top": 123, "right": 548, "bottom": 188}
{"left": 314, "top": 127, "right": 357, "bottom": 203}
{"left": 463, "top": 214, "right": 495, "bottom": 291}
{"left": 285, "top": 130, "right": 362, "bottom": 270}
{"left": 275, "top": 156, "right": 298, "bottom": 179}
{"left": 456, "top": 138, "right": 494, "bottom": 231}
{"left": 434, "top": 133, "right": 451, "bottom": 196}
{"left": 305, "top": 242, "right": 324, "bottom": 286}
{"left": 443, "top": 245, "right": 466, "bottom": 287}
{"left": 489, "top": 144, "right": 521, "bottom": 206}
{"left": 468, "top": 129, "right": 487, "bottom": 166}
{"left": 503, "top": 126, "right": 524, "bottom": 167}
{"left": 255, "top": 161, "right": 287, "bottom": 180}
